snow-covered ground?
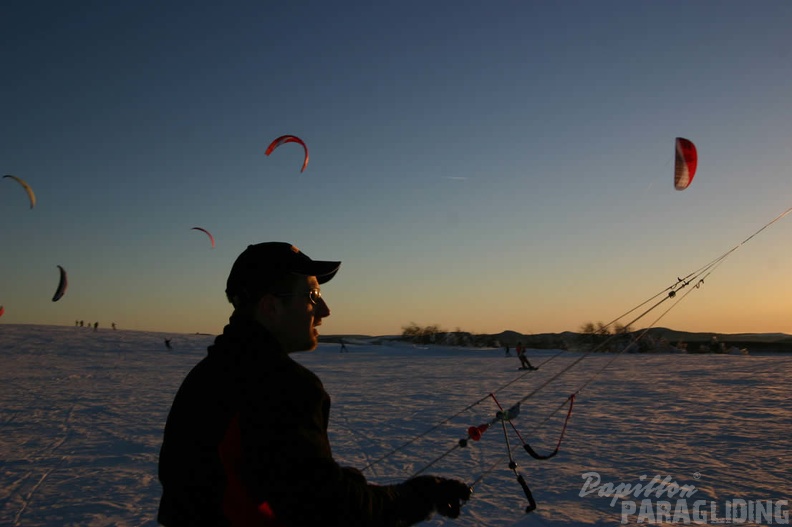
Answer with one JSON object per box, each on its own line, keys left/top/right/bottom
{"left": 1, "top": 324, "right": 789, "bottom": 526}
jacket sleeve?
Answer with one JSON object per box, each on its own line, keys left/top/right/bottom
{"left": 236, "top": 363, "right": 428, "bottom": 527}
{"left": 262, "top": 457, "right": 423, "bottom": 527}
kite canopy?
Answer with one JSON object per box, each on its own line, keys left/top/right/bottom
{"left": 3, "top": 175, "right": 36, "bottom": 208}
{"left": 265, "top": 135, "right": 309, "bottom": 172}
{"left": 191, "top": 227, "right": 215, "bottom": 248}
{"left": 52, "top": 265, "right": 68, "bottom": 302}
{"left": 674, "top": 138, "right": 698, "bottom": 191}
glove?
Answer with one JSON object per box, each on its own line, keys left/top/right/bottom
{"left": 399, "top": 475, "right": 472, "bottom": 522}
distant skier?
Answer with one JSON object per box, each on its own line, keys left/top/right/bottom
{"left": 339, "top": 338, "right": 348, "bottom": 353}
{"left": 516, "top": 341, "right": 537, "bottom": 370}
{"left": 164, "top": 338, "right": 173, "bottom": 350}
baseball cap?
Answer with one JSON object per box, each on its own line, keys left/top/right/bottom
{"left": 225, "top": 242, "right": 341, "bottom": 305}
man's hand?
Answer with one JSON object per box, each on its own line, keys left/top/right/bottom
{"left": 402, "top": 475, "right": 472, "bottom": 519}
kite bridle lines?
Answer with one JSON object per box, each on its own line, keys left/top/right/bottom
{"left": 359, "top": 205, "right": 792, "bottom": 514}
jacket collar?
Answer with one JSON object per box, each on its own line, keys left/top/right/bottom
{"left": 207, "top": 314, "right": 285, "bottom": 360}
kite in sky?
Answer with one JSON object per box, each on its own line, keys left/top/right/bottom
{"left": 3, "top": 174, "right": 36, "bottom": 208}
{"left": 265, "top": 135, "right": 309, "bottom": 173}
{"left": 191, "top": 227, "right": 215, "bottom": 248}
{"left": 52, "top": 265, "right": 68, "bottom": 302}
{"left": 674, "top": 137, "right": 698, "bottom": 191}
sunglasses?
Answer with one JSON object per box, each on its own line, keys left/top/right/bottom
{"left": 275, "top": 288, "right": 322, "bottom": 305}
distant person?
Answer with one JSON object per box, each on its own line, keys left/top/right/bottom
{"left": 164, "top": 338, "right": 173, "bottom": 350}
{"left": 93, "top": 321, "right": 99, "bottom": 332}
{"left": 505, "top": 343, "right": 511, "bottom": 357}
{"left": 158, "top": 241, "right": 470, "bottom": 526}
{"left": 80, "top": 320, "right": 84, "bottom": 327}
{"left": 339, "top": 338, "right": 348, "bottom": 353}
{"left": 516, "top": 341, "right": 537, "bottom": 370}
{"left": 111, "top": 322, "right": 117, "bottom": 330}
{"left": 75, "top": 320, "right": 79, "bottom": 327}
{"left": 709, "top": 335, "right": 722, "bottom": 353}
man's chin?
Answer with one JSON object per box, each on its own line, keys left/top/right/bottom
{"left": 292, "top": 335, "right": 319, "bottom": 353}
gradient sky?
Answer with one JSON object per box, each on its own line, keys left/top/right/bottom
{"left": 2, "top": 1, "right": 792, "bottom": 337}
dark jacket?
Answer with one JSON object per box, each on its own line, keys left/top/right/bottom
{"left": 158, "top": 316, "right": 417, "bottom": 527}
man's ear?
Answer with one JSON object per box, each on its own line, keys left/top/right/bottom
{"left": 256, "top": 293, "right": 282, "bottom": 322}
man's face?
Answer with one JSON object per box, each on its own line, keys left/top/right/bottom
{"left": 271, "top": 275, "right": 330, "bottom": 353}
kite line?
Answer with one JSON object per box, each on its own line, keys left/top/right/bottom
{"left": 354, "top": 205, "right": 792, "bottom": 514}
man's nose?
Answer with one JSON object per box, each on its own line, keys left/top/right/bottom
{"left": 315, "top": 296, "right": 330, "bottom": 317}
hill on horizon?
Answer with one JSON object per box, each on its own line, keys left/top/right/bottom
{"left": 325, "top": 327, "right": 792, "bottom": 341}
{"left": 322, "top": 326, "right": 792, "bottom": 352}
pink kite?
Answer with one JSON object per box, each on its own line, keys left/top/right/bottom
{"left": 265, "top": 135, "right": 309, "bottom": 173}
{"left": 191, "top": 227, "right": 215, "bottom": 248}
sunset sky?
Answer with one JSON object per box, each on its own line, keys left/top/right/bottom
{"left": 2, "top": 1, "right": 792, "bottom": 337}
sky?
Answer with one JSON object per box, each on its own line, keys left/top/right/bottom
{"left": 2, "top": 1, "right": 792, "bottom": 337}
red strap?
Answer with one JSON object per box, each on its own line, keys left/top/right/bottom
{"left": 522, "top": 394, "right": 575, "bottom": 460}
{"left": 218, "top": 414, "right": 284, "bottom": 526}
